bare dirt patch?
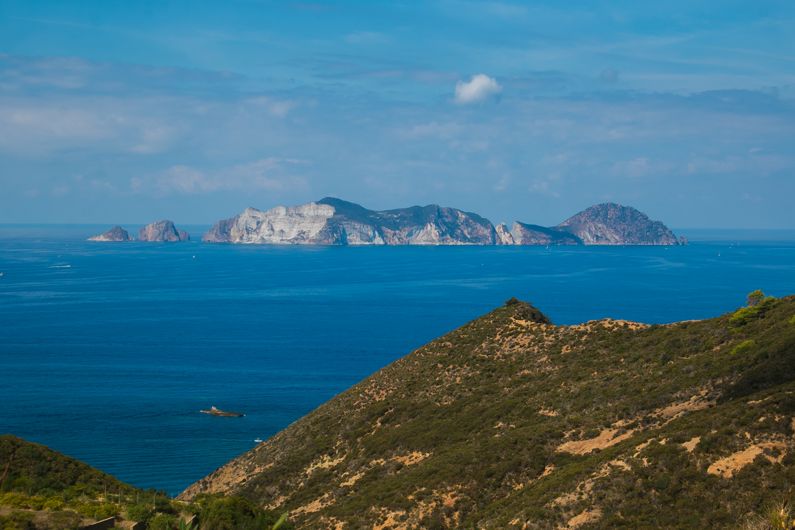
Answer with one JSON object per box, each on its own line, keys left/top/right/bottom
{"left": 566, "top": 508, "right": 602, "bottom": 528}
{"left": 305, "top": 454, "right": 346, "bottom": 476}
{"left": 557, "top": 428, "right": 635, "bottom": 455}
{"left": 655, "top": 391, "right": 712, "bottom": 421}
{"left": 371, "top": 507, "right": 408, "bottom": 530}
{"left": 682, "top": 436, "right": 701, "bottom": 453}
{"left": 707, "top": 442, "right": 787, "bottom": 478}
{"left": 393, "top": 451, "right": 430, "bottom": 466}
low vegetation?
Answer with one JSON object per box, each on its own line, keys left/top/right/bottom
{"left": 180, "top": 291, "right": 795, "bottom": 528}
{"left": 0, "top": 435, "right": 291, "bottom": 530}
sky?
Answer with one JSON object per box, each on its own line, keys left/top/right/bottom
{"left": 0, "top": 0, "right": 794, "bottom": 228}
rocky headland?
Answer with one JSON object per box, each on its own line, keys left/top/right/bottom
{"left": 204, "top": 198, "right": 682, "bottom": 246}
{"left": 556, "top": 202, "right": 684, "bottom": 246}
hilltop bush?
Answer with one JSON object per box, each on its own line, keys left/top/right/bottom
{"left": 730, "top": 290, "right": 777, "bottom": 327}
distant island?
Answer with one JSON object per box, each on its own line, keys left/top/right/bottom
{"left": 203, "top": 198, "right": 684, "bottom": 246}
{"left": 86, "top": 200, "right": 684, "bottom": 246}
{"left": 138, "top": 220, "right": 190, "bottom": 242}
{"left": 87, "top": 225, "right": 132, "bottom": 242}
{"left": 88, "top": 220, "right": 189, "bottom": 242}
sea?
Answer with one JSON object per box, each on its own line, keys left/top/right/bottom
{"left": 1, "top": 224, "right": 794, "bottom": 495}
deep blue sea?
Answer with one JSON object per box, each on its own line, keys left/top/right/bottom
{"left": 1, "top": 225, "right": 794, "bottom": 495}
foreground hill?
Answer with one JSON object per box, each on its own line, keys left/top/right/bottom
{"left": 203, "top": 198, "right": 682, "bottom": 246}
{"left": 182, "top": 294, "right": 795, "bottom": 529}
{"left": 0, "top": 435, "right": 291, "bottom": 529}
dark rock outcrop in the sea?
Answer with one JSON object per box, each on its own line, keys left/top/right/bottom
{"left": 204, "top": 198, "right": 683, "bottom": 246}
{"left": 139, "top": 220, "right": 190, "bottom": 242}
{"left": 556, "top": 202, "right": 682, "bottom": 245}
{"left": 87, "top": 225, "right": 132, "bottom": 242}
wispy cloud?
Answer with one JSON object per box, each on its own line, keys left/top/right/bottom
{"left": 148, "top": 158, "right": 310, "bottom": 196}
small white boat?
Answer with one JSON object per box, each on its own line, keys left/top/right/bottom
{"left": 254, "top": 438, "right": 264, "bottom": 443}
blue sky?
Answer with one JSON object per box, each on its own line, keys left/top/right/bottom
{"left": 0, "top": 1, "right": 793, "bottom": 227}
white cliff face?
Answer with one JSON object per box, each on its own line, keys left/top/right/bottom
{"left": 203, "top": 198, "right": 680, "bottom": 246}
{"left": 495, "top": 224, "right": 514, "bottom": 245}
{"left": 205, "top": 200, "right": 497, "bottom": 245}
{"left": 205, "top": 203, "right": 338, "bottom": 244}
{"left": 338, "top": 222, "right": 386, "bottom": 245}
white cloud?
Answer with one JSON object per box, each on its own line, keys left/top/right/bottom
{"left": 454, "top": 74, "right": 502, "bottom": 104}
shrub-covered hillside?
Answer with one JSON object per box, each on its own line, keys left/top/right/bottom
{"left": 181, "top": 294, "right": 795, "bottom": 529}
{"left": 0, "top": 435, "right": 291, "bottom": 530}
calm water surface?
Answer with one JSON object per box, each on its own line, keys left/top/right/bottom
{"left": 1, "top": 225, "right": 793, "bottom": 494}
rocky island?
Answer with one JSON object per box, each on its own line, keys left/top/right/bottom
{"left": 87, "top": 225, "right": 132, "bottom": 242}
{"left": 203, "top": 198, "right": 683, "bottom": 246}
{"left": 556, "top": 202, "right": 684, "bottom": 245}
{"left": 203, "top": 197, "right": 496, "bottom": 245}
{"left": 138, "top": 220, "right": 190, "bottom": 242}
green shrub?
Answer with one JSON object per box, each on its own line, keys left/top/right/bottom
{"left": 731, "top": 340, "right": 756, "bottom": 355}
{"left": 0, "top": 492, "right": 29, "bottom": 508}
{"left": 42, "top": 497, "right": 65, "bottom": 511}
{"left": 125, "top": 503, "right": 154, "bottom": 523}
{"left": 747, "top": 290, "right": 766, "bottom": 307}
{"left": 194, "top": 495, "right": 292, "bottom": 530}
{"left": 0, "top": 510, "right": 35, "bottom": 530}
{"left": 149, "top": 513, "right": 179, "bottom": 530}
{"left": 730, "top": 291, "right": 777, "bottom": 327}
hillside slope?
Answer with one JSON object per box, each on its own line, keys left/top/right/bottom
{"left": 181, "top": 294, "right": 795, "bottom": 528}
{"left": 0, "top": 435, "right": 292, "bottom": 529}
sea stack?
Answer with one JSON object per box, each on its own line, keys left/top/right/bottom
{"left": 87, "top": 226, "right": 132, "bottom": 242}
{"left": 138, "top": 220, "right": 190, "bottom": 242}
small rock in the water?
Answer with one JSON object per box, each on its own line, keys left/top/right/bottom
{"left": 87, "top": 226, "right": 132, "bottom": 242}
